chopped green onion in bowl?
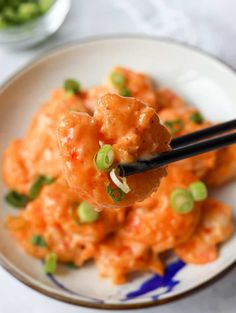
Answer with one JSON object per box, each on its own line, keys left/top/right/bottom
{"left": 119, "top": 87, "right": 131, "bottom": 97}
{"left": 77, "top": 201, "right": 100, "bottom": 223}
{"left": 31, "top": 235, "right": 47, "bottom": 247}
{"left": 0, "top": 0, "right": 54, "bottom": 30}
{"left": 64, "top": 79, "right": 80, "bottom": 94}
{"left": 110, "top": 71, "right": 125, "bottom": 88}
{"left": 18, "top": 3, "right": 39, "bottom": 22}
{"left": 44, "top": 252, "right": 57, "bottom": 274}
{"left": 189, "top": 181, "right": 208, "bottom": 201}
{"left": 29, "top": 175, "right": 55, "bottom": 200}
{"left": 5, "top": 190, "right": 29, "bottom": 208}
{"left": 170, "top": 188, "right": 194, "bottom": 214}
{"left": 95, "top": 144, "right": 115, "bottom": 171}
{"left": 190, "top": 112, "right": 204, "bottom": 124}
{"left": 39, "top": 0, "right": 54, "bottom": 13}
{"left": 107, "top": 184, "right": 125, "bottom": 202}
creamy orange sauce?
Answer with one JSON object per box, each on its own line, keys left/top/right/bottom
{"left": 2, "top": 66, "right": 234, "bottom": 284}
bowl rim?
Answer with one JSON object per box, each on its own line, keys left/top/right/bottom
{"left": 0, "top": 34, "right": 235, "bottom": 310}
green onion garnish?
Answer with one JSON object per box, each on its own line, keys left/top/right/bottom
{"left": 39, "top": 0, "right": 54, "bottom": 13}
{"left": 31, "top": 235, "right": 47, "bottom": 247}
{"left": 0, "top": 0, "right": 53, "bottom": 29}
{"left": 110, "top": 72, "right": 126, "bottom": 88}
{"left": 119, "top": 87, "right": 131, "bottom": 97}
{"left": 107, "top": 184, "right": 125, "bottom": 202}
{"left": 0, "top": 16, "right": 8, "bottom": 30}
{"left": 5, "top": 191, "right": 29, "bottom": 208}
{"left": 18, "top": 3, "right": 39, "bottom": 22}
{"left": 170, "top": 188, "right": 194, "bottom": 214}
{"left": 44, "top": 252, "right": 57, "bottom": 274}
{"left": 189, "top": 181, "right": 208, "bottom": 201}
{"left": 66, "top": 262, "right": 78, "bottom": 269}
{"left": 64, "top": 79, "right": 80, "bottom": 94}
{"left": 190, "top": 112, "right": 204, "bottom": 124}
{"left": 77, "top": 201, "right": 99, "bottom": 223}
{"left": 164, "top": 119, "right": 184, "bottom": 136}
{"left": 29, "top": 175, "right": 55, "bottom": 200}
{"left": 95, "top": 144, "right": 115, "bottom": 171}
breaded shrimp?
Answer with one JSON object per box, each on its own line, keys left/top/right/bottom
{"left": 108, "top": 66, "right": 158, "bottom": 110}
{"left": 57, "top": 94, "right": 171, "bottom": 209}
{"left": 85, "top": 67, "right": 158, "bottom": 112}
{"left": 96, "top": 236, "right": 163, "bottom": 284}
{"left": 159, "top": 107, "right": 216, "bottom": 178}
{"left": 175, "top": 198, "right": 234, "bottom": 264}
{"left": 3, "top": 89, "right": 88, "bottom": 193}
{"left": 119, "top": 166, "right": 202, "bottom": 252}
{"left": 156, "top": 88, "right": 187, "bottom": 112}
{"left": 203, "top": 144, "right": 236, "bottom": 187}
{"left": 6, "top": 179, "right": 126, "bottom": 265}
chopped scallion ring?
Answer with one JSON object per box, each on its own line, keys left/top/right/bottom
{"left": 64, "top": 79, "right": 80, "bottom": 94}
{"left": 107, "top": 184, "right": 125, "bottom": 202}
{"left": 119, "top": 87, "right": 131, "bottom": 97}
{"left": 110, "top": 168, "right": 130, "bottom": 194}
{"left": 31, "top": 235, "right": 47, "bottom": 247}
{"left": 44, "top": 252, "right": 57, "bottom": 274}
{"left": 66, "top": 262, "right": 79, "bottom": 269}
{"left": 77, "top": 201, "right": 99, "bottom": 223}
{"left": 95, "top": 144, "right": 115, "bottom": 171}
{"left": 29, "top": 175, "right": 55, "bottom": 200}
{"left": 190, "top": 112, "right": 204, "bottom": 124}
{"left": 110, "top": 71, "right": 125, "bottom": 88}
{"left": 189, "top": 181, "right": 208, "bottom": 201}
{"left": 5, "top": 191, "right": 29, "bottom": 208}
{"left": 170, "top": 188, "right": 194, "bottom": 214}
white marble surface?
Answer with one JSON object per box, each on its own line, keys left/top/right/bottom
{"left": 0, "top": 0, "right": 235, "bottom": 312}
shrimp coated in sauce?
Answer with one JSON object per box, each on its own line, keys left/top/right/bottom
{"left": 3, "top": 89, "right": 88, "bottom": 194}
{"left": 57, "top": 94, "right": 171, "bottom": 209}
{"left": 175, "top": 198, "right": 234, "bottom": 264}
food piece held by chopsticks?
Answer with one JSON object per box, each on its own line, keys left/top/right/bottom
{"left": 57, "top": 94, "right": 171, "bottom": 209}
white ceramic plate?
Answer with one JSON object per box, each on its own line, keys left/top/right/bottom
{"left": 0, "top": 37, "right": 235, "bottom": 309}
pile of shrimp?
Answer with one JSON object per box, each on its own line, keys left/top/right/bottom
{"left": 2, "top": 66, "right": 234, "bottom": 284}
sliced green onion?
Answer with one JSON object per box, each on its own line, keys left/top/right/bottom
{"left": 190, "top": 112, "right": 204, "bottom": 124}
{"left": 2, "top": 7, "right": 19, "bottom": 24}
{"left": 170, "top": 188, "right": 194, "bottom": 214}
{"left": 29, "top": 175, "right": 55, "bottom": 200}
{"left": 38, "top": 0, "right": 54, "bottom": 13}
{"left": 107, "top": 184, "right": 125, "bottom": 202}
{"left": 31, "top": 235, "right": 47, "bottom": 247}
{"left": 18, "top": 3, "right": 39, "bottom": 22}
{"left": 189, "top": 181, "right": 208, "bottom": 201}
{"left": 77, "top": 201, "right": 99, "bottom": 223}
{"left": 66, "top": 262, "right": 78, "bottom": 269}
{"left": 5, "top": 191, "right": 29, "bottom": 208}
{"left": 0, "top": 16, "right": 8, "bottom": 29}
{"left": 110, "top": 168, "right": 130, "bottom": 194}
{"left": 44, "top": 252, "right": 57, "bottom": 274}
{"left": 119, "top": 87, "right": 131, "bottom": 97}
{"left": 64, "top": 79, "right": 80, "bottom": 94}
{"left": 164, "top": 119, "right": 184, "bottom": 136}
{"left": 95, "top": 144, "right": 115, "bottom": 171}
{"left": 110, "top": 71, "right": 125, "bottom": 88}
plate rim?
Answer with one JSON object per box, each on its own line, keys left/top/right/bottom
{"left": 0, "top": 34, "right": 235, "bottom": 310}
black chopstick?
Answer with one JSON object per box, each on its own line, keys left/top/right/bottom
{"left": 118, "top": 120, "right": 236, "bottom": 177}
{"left": 171, "top": 119, "right": 236, "bottom": 148}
